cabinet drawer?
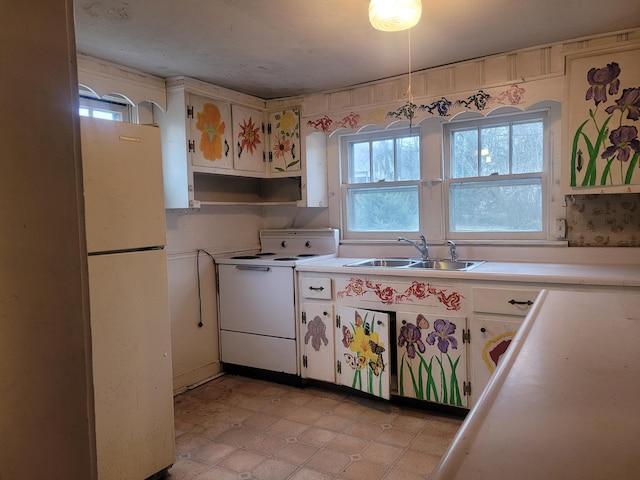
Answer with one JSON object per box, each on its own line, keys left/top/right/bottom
{"left": 473, "top": 287, "right": 541, "bottom": 316}
{"left": 300, "top": 277, "right": 332, "bottom": 299}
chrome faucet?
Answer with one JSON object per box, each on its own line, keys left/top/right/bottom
{"left": 447, "top": 240, "right": 458, "bottom": 261}
{"left": 398, "top": 235, "right": 429, "bottom": 261}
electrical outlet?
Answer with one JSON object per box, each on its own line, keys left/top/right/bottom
{"left": 555, "top": 218, "right": 566, "bottom": 238}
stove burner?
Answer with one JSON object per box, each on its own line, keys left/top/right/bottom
{"left": 230, "top": 255, "right": 261, "bottom": 260}
{"left": 297, "top": 254, "right": 318, "bottom": 257}
{"left": 274, "top": 257, "right": 299, "bottom": 261}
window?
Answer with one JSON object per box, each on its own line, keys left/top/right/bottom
{"left": 444, "top": 111, "right": 547, "bottom": 239}
{"left": 79, "top": 95, "right": 131, "bottom": 122}
{"left": 341, "top": 129, "right": 420, "bottom": 236}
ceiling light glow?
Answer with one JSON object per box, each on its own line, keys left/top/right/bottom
{"left": 369, "top": 0, "right": 422, "bottom": 32}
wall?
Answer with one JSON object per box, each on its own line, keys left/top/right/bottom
{"left": 1, "top": 1, "right": 96, "bottom": 479}
{"left": 76, "top": 28, "right": 640, "bottom": 392}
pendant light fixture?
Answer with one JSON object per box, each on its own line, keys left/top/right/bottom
{"left": 369, "top": 0, "right": 422, "bottom": 32}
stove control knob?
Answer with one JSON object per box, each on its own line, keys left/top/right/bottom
{"left": 305, "top": 241, "right": 311, "bottom": 248}
{"left": 281, "top": 241, "right": 287, "bottom": 248}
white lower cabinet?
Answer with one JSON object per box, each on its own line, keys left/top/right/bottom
{"left": 297, "top": 272, "right": 548, "bottom": 409}
{"left": 336, "top": 305, "right": 391, "bottom": 400}
{"left": 469, "top": 315, "right": 523, "bottom": 397}
{"left": 468, "top": 286, "right": 541, "bottom": 405}
{"left": 300, "top": 301, "right": 335, "bottom": 383}
{"left": 396, "top": 311, "right": 468, "bottom": 408}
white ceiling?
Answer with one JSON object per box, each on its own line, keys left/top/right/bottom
{"left": 73, "top": 0, "right": 640, "bottom": 100}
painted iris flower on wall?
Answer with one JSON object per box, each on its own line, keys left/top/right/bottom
{"left": 571, "top": 60, "right": 640, "bottom": 186}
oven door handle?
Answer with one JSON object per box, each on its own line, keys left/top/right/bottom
{"left": 235, "top": 265, "right": 271, "bottom": 272}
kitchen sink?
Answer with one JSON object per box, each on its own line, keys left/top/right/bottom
{"left": 345, "top": 258, "right": 484, "bottom": 271}
{"left": 345, "top": 258, "right": 417, "bottom": 268}
{"left": 405, "top": 259, "right": 485, "bottom": 271}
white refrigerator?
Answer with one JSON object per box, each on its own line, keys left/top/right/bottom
{"left": 81, "top": 116, "right": 175, "bottom": 479}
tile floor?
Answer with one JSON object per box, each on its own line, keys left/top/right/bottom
{"left": 168, "top": 374, "right": 464, "bottom": 480}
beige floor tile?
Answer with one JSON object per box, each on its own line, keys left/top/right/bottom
{"left": 251, "top": 457, "right": 298, "bottom": 480}
{"left": 243, "top": 432, "right": 287, "bottom": 455}
{"left": 305, "top": 448, "right": 351, "bottom": 475}
{"left": 166, "top": 458, "right": 210, "bottom": 479}
{"left": 409, "top": 432, "right": 452, "bottom": 456}
{"left": 296, "top": 426, "right": 337, "bottom": 448}
{"left": 265, "top": 418, "right": 310, "bottom": 437}
{"left": 325, "top": 433, "right": 370, "bottom": 455}
{"left": 343, "top": 420, "right": 383, "bottom": 438}
{"left": 286, "top": 406, "right": 327, "bottom": 424}
{"left": 241, "top": 412, "right": 281, "bottom": 431}
{"left": 340, "top": 459, "right": 389, "bottom": 480}
{"left": 214, "top": 426, "right": 261, "bottom": 447}
{"left": 383, "top": 466, "right": 427, "bottom": 480}
{"left": 396, "top": 449, "right": 442, "bottom": 475}
{"left": 360, "top": 440, "right": 404, "bottom": 465}
{"left": 191, "top": 441, "right": 235, "bottom": 464}
{"left": 274, "top": 442, "right": 318, "bottom": 464}
{"left": 288, "top": 467, "right": 334, "bottom": 480}
{"left": 217, "top": 449, "right": 267, "bottom": 473}
{"left": 192, "top": 466, "right": 237, "bottom": 480}
{"left": 312, "top": 413, "right": 353, "bottom": 432}
{"left": 167, "top": 375, "right": 464, "bottom": 480}
{"left": 376, "top": 427, "right": 416, "bottom": 448}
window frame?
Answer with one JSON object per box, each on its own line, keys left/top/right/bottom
{"left": 443, "top": 110, "right": 550, "bottom": 241}
{"left": 340, "top": 127, "right": 422, "bottom": 240}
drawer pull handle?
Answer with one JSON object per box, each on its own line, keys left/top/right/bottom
{"left": 309, "top": 286, "right": 325, "bottom": 291}
{"left": 235, "top": 265, "right": 270, "bottom": 272}
{"left": 508, "top": 299, "right": 533, "bottom": 306}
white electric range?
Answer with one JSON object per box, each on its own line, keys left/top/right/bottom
{"left": 216, "top": 229, "right": 339, "bottom": 377}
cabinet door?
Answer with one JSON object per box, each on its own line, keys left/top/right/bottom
{"left": 336, "top": 306, "right": 390, "bottom": 400}
{"left": 300, "top": 302, "right": 335, "bottom": 383}
{"left": 268, "top": 107, "right": 301, "bottom": 174}
{"left": 396, "top": 311, "right": 468, "bottom": 408}
{"left": 469, "top": 315, "right": 522, "bottom": 402}
{"left": 189, "top": 94, "right": 233, "bottom": 169}
{"left": 231, "top": 104, "right": 265, "bottom": 174}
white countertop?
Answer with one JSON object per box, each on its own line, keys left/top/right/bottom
{"left": 296, "top": 258, "right": 640, "bottom": 287}
{"left": 429, "top": 289, "right": 640, "bottom": 479}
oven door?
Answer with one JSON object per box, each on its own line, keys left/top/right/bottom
{"left": 218, "top": 264, "right": 295, "bottom": 338}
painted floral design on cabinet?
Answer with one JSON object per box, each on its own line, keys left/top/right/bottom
{"left": 195, "top": 102, "right": 228, "bottom": 161}
{"left": 337, "top": 277, "right": 464, "bottom": 311}
{"left": 397, "top": 314, "right": 466, "bottom": 407}
{"left": 269, "top": 108, "right": 300, "bottom": 172}
{"left": 569, "top": 50, "right": 640, "bottom": 188}
{"left": 338, "top": 308, "right": 388, "bottom": 399}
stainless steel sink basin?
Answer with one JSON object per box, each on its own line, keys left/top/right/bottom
{"left": 405, "top": 259, "right": 485, "bottom": 271}
{"left": 345, "top": 258, "right": 417, "bottom": 268}
{"left": 345, "top": 258, "right": 484, "bottom": 271}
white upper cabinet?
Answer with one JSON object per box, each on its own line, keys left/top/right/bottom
{"left": 268, "top": 107, "right": 301, "bottom": 175}
{"left": 231, "top": 104, "right": 266, "bottom": 174}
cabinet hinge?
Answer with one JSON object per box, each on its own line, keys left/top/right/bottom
{"left": 463, "top": 328, "right": 471, "bottom": 344}
{"left": 188, "top": 140, "right": 195, "bottom": 153}
{"left": 302, "top": 355, "right": 308, "bottom": 368}
{"left": 463, "top": 381, "right": 472, "bottom": 396}
{"left": 187, "top": 105, "right": 194, "bottom": 119}
{"left": 302, "top": 311, "right": 307, "bottom": 324}
{"left": 336, "top": 360, "right": 341, "bottom": 374}
{"left": 336, "top": 315, "right": 341, "bottom": 328}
